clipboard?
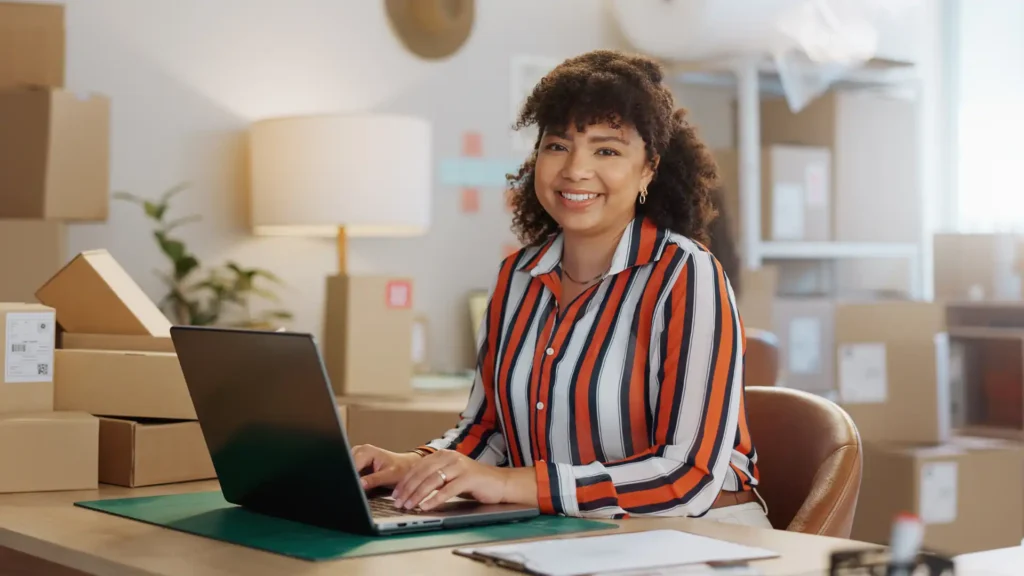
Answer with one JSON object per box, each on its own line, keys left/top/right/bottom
{"left": 453, "top": 529, "right": 778, "bottom": 576}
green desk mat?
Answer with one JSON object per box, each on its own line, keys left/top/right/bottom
{"left": 74, "top": 491, "right": 615, "bottom": 561}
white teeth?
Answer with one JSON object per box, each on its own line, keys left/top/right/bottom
{"left": 560, "top": 191, "right": 597, "bottom": 202}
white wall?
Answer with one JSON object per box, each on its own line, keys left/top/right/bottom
{"left": 47, "top": 0, "right": 629, "bottom": 372}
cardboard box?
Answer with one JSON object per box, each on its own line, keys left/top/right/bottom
{"left": 946, "top": 327, "right": 1024, "bottom": 439}
{"left": 775, "top": 299, "right": 949, "bottom": 443}
{"left": 0, "top": 2, "right": 64, "bottom": 89}
{"left": 0, "top": 219, "right": 66, "bottom": 303}
{"left": 36, "top": 250, "right": 172, "bottom": 336}
{"left": 343, "top": 392, "right": 469, "bottom": 453}
{"left": 834, "top": 301, "right": 949, "bottom": 444}
{"left": 0, "top": 303, "right": 55, "bottom": 413}
{"left": 737, "top": 266, "right": 778, "bottom": 331}
{"left": 0, "top": 88, "right": 110, "bottom": 220}
{"left": 323, "top": 274, "right": 415, "bottom": 397}
{"left": 760, "top": 91, "right": 918, "bottom": 296}
{"left": 852, "top": 438, "right": 1024, "bottom": 555}
{"left": 98, "top": 417, "right": 214, "bottom": 487}
{"left": 715, "top": 146, "right": 832, "bottom": 242}
{"left": 773, "top": 297, "right": 836, "bottom": 393}
{"left": 0, "top": 411, "right": 98, "bottom": 493}
{"left": 54, "top": 349, "right": 195, "bottom": 420}
{"left": 60, "top": 333, "right": 175, "bottom": 353}
{"left": 934, "top": 233, "right": 1024, "bottom": 302}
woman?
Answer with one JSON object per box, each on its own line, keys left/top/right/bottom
{"left": 353, "top": 50, "right": 768, "bottom": 527}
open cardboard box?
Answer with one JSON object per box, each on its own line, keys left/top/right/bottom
{"left": 37, "top": 250, "right": 193, "bottom": 420}
{"left": 98, "top": 417, "right": 214, "bottom": 487}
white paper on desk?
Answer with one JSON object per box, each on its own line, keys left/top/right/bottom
{"left": 456, "top": 529, "right": 777, "bottom": 576}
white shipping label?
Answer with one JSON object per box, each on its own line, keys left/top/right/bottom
{"left": 839, "top": 343, "right": 887, "bottom": 404}
{"left": 4, "top": 311, "right": 55, "bottom": 383}
{"left": 788, "top": 317, "right": 822, "bottom": 375}
{"left": 804, "top": 162, "right": 828, "bottom": 207}
{"left": 919, "top": 461, "right": 958, "bottom": 524}
{"left": 771, "top": 183, "right": 805, "bottom": 240}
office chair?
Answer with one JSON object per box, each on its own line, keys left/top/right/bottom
{"left": 745, "top": 387, "right": 863, "bottom": 538}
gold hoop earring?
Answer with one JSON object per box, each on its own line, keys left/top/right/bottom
{"left": 638, "top": 187, "right": 648, "bottom": 205}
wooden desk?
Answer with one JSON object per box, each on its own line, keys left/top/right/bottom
{"left": 0, "top": 481, "right": 871, "bottom": 575}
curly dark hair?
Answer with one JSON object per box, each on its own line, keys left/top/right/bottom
{"left": 506, "top": 50, "right": 719, "bottom": 246}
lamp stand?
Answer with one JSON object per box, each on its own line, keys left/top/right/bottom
{"left": 336, "top": 226, "right": 348, "bottom": 275}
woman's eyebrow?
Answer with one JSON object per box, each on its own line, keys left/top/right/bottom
{"left": 588, "top": 134, "right": 630, "bottom": 145}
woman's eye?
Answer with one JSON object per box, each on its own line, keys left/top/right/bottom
{"left": 545, "top": 143, "right": 567, "bottom": 152}
{"left": 597, "top": 148, "right": 620, "bottom": 156}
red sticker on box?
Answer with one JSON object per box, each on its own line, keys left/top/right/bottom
{"left": 386, "top": 280, "right": 412, "bottom": 309}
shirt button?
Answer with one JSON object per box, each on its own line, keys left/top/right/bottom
{"left": 537, "top": 402, "right": 545, "bottom": 410}
{"left": 545, "top": 347, "right": 554, "bottom": 356}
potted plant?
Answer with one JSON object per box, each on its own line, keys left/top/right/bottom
{"left": 114, "top": 183, "right": 294, "bottom": 329}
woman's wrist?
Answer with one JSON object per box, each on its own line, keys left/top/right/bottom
{"left": 501, "top": 467, "right": 539, "bottom": 507}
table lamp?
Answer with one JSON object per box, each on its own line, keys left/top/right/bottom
{"left": 248, "top": 114, "right": 432, "bottom": 398}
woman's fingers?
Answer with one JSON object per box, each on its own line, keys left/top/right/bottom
{"left": 360, "top": 466, "right": 402, "bottom": 490}
{"left": 400, "top": 467, "right": 449, "bottom": 510}
{"left": 393, "top": 451, "right": 457, "bottom": 508}
{"left": 419, "top": 475, "right": 471, "bottom": 511}
{"left": 352, "top": 445, "right": 379, "bottom": 474}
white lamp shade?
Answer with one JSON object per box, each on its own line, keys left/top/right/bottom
{"left": 249, "top": 114, "right": 432, "bottom": 237}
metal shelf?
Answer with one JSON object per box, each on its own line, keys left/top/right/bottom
{"left": 666, "top": 56, "right": 920, "bottom": 96}
{"left": 759, "top": 241, "right": 920, "bottom": 260}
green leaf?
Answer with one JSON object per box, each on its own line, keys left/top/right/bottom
{"left": 252, "top": 268, "right": 283, "bottom": 283}
{"left": 265, "top": 310, "right": 294, "bottom": 320}
{"left": 143, "top": 200, "right": 165, "bottom": 221}
{"left": 175, "top": 255, "right": 199, "bottom": 280}
{"left": 112, "top": 191, "right": 143, "bottom": 204}
{"left": 154, "top": 231, "right": 187, "bottom": 262}
{"left": 159, "top": 182, "right": 190, "bottom": 204}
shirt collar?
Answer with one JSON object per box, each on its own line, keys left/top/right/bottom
{"left": 518, "top": 216, "right": 670, "bottom": 278}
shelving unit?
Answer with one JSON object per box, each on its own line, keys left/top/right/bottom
{"left": 666, "top": 55, "right": 925, "bottom": 297}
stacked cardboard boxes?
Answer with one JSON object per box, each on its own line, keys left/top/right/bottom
{"left": 0, "top": 2, "right": 111, "bottom": 303}
{"left": 0, "top": 1, "right": 108, "bottom": 494}
{"left": 38, "top": 250, "right": 215, "bottom": 488}
{"left": 768, "top": 296, "right": 1024, "bottom": 553}
{"left": 339, "top": 388, "right": 469, "bottom": 454}
{"left": 0, "top": 302, "right": 98, "bottom": 493}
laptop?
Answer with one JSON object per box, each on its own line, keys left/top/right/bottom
{"left": 169, "top": 325, "right": 539, "bottom": 536}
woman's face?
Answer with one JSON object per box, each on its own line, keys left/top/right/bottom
{"left": 534, "top": 121, "right": 655, "bottom": 238}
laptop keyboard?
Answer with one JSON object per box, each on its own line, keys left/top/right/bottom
{"left": 368, "top": 498, "right": 420, "bottom": 518}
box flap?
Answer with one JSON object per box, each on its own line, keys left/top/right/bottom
{"left": 60, "top": 332, "right": 175, "bottom": 353}
{"left": 36, "top": 249, "right": 172, "bottom": 336}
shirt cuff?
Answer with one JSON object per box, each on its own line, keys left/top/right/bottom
{"left": 534, "top": 461, "right": 579, "bottom": 516}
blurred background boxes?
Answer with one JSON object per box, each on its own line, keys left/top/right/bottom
{"left": 0, "top": 220, "right": 65, "bottom": 303}
{"left": 0, "top": 1, "right": 64, "bottom": 89}
{"left": 0, "top": 302, "right": 55, "bottom": 414}
{"left": 852, "top": 437, "right": 1024, "bottom": 556}
{"left": 716, "top": 145, "right": 832, "bottom": 242}
{"left": 323, "top": 274, "right": 415, "bottom": 398}
{"left": 934, "top": 233, "right": 1023, "bottom": 302}
{"left": 341, "top": 390, "right": 469, "bottom": 453}
{"left": 0, "top": 88, "right": 110, "bottom": 220}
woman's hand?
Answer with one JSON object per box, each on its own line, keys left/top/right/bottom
{"left": 351, "top": 444, "right": 423, "bottom": 491}
{"left": 392, "top": 449, "right": 538, "bottom": 512}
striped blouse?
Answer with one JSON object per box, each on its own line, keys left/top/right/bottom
{"left": 422, "top": 216, "right": 759, "bottom": 519}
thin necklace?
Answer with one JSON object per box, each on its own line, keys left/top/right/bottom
{"left": 562, "top": 266, "right": 606, "bottom": 285}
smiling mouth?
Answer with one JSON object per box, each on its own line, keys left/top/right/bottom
{"left": 559, "top": 191, "right": 598, "bottom": 202}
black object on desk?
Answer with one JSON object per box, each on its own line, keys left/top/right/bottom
{"left": 829, "top": 548, "right": 956, "bottom": 576}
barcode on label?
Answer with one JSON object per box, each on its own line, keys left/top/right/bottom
{"left": 37, "top": 364, "right": 48, "bottom": 376}
{"left": 10, "top": 344, "right": 26, "bottom": 353}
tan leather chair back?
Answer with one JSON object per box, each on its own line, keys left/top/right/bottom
{"left": 744, "top": 329, "right": 779, "bottom": 387}
{"left": 745, "top": 387, "right": 862, "bottom": 537}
